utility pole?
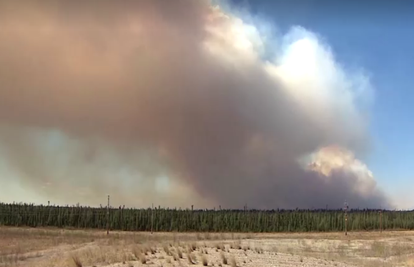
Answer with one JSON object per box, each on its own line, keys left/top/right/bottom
{"left": 151, "top": 203, "right": 154, "bottom": 235}
{"left": 244, "top": 203, "right": 247, "bottom": 232}
{"left": 343, "top": 201, "right": 349, "bottom": 236}
{"left": 107, "top": 195, "right": 110, "bottom": 235}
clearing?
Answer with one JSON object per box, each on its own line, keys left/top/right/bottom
{"left": 1, "top": 227, "right": 414, "bottom": 267}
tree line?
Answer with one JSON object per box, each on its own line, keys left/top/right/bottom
{"left": 0, "top": 202, "right": 413, "bottom": 232}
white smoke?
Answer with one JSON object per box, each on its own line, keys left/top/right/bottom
{"left": 0, "top": 0, "right": 391, "bottom": 209}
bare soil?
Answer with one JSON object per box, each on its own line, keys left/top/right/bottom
{"left": 1, "top": 227, "right": 414, "bottom": 267}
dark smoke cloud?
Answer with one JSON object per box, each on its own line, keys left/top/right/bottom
{"left": 0, "top": 0, "right": 392, "bottom": 209}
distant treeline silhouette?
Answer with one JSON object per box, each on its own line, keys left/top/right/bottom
{"left": 1, "top": 202, "right": 413, "bottom": 232}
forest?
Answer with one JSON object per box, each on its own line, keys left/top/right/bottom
{"left": 1, "top": 203, "right": 413, "bottom": 233}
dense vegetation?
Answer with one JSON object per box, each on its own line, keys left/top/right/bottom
{"left": 0, "top": 203, "right": 413, "bottom": 232}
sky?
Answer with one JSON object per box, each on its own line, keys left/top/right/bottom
{"left": 0, "top": 0, "right": 412, "bottom": 210}
{"left": 230, "top": 0, "right": 414, "bottom": 207}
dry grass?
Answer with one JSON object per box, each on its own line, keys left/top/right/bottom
{"left": 254, "top": 246, "right": 264, "bottom": 254}
{"left": 230, "top": 256, "right": 237, "bottom": 267}
{"left": 364, "top": 241, "right": 387, "bottom": 258}
{"left": 132, "top": 247, "right": 147, "bottom": 264}
{"left": 201, "top": 254, "right": 208, "bottom": 266}
{"left": 216, "top": 243, "right": 225, "bottom": 251}
{"left": 172, "top": 252, "right": 179, "bottom": 261}
{"left": 220, "top": 252, "right": 228, "bottom": 265}
{"left": 187, "top": 252, "right": 196, "bottom": 265}
{"left": 138, "top": 253, "right": 147, "bottom": 264}
{"left": 71, "top": 255, "right": 82, "bottom": 267}
{"left": 163, "top": 244, "right": 171, "bottom": 256}
{"left": 190, "top": 242, "right": 198, "bottom": 251}
{"left": 177, "top": 248, "right": 183, "bottom": 259}
{"left": 232, "top": 240, "right": 242, "bottom": 250}
{"left": 3, "top": 227, "right": 414, "bottom": 267}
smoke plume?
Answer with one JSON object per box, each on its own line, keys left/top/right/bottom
{"left": 0, "top": 0, "right": 391, "bottom": 209}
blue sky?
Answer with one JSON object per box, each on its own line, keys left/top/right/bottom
{"left": 227, "top": 0, "right": 414, "bottom": 198}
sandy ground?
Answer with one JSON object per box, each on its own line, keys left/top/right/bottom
{"left": 1, "top": 228, "right": 414, "bottom": 267}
